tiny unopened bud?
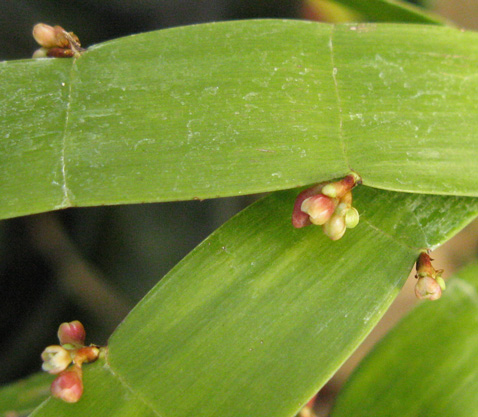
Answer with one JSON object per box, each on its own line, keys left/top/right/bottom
{"left": 292, "top": 184, "right": 326, "bottom": 228}
{"left": 58, "top": 321, "right": 86, "bottom": 347}
{"left": 321, "top": 174, "right": 359, "bottom": 198}
{"left": 321, "top": 184, "right": 338, "bottom": 198}
{"left": 32, "top": 47, "right": 48, "bottom": 58}
{"left": 322, "top": 213, "right": 346, "bottom": 241}
{"left": 415, "top": 276, "right": 442, "bottom": 301}
{"left": 51, "top": 366, "right": 83, "bottom": 403}
{"left": 301, "top": 195, "right": 336, "bottom": 225}
{"left": 334, "top": 202, "right": 348, "bottom": 217}
{"left": 41, "top": 345, "right": 72, "bottom": 374}
{"left": 344, "top": 207, "right": 359, "bottom": 228}
{"left": 436, "top": 276, "right": 446, "bottom": 291}
{"left": 33, "top": 24, "right": 58, "bottom": 48}
{"left": 416, "top": 252, "right": 437, "bottom": 278}
{"left": 73, "top": 346, "right": 100, "bottom": 366}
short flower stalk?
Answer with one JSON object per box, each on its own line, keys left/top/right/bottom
{"left": 292, "top": 173, "right": 361, "bottom": 240}
{"left": 414, "top": 251, "right": 445, "bottom": 301}
{"left": 41, "top": 321, "right": 104, "bottom": 403}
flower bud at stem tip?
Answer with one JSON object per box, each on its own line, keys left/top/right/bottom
{"left": 58, "top": 321, "right": 86, "bottom": 347}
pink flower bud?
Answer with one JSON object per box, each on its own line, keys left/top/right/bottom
{"left": 292, "top": 184, "right": 325, "bottom": 228}
{"left": 51, "top": 366, "right": 83, "bottom": 403}
{"left": 58, "top": 321, "right": 86, "bottom": 347}
{"left": 415, "top": 276, "right": 442, "bottom": 301}
{"left": 322, "top": 213, "right": 346, "bottom": 241}
{"left": 41, "top": 345, "right": 72, "bottom": 374}
{"left": 415, "top": 252, "right": 437, "bottom": 278}
{"left": 301, "top": 194, "right": 336, "bottom": 225}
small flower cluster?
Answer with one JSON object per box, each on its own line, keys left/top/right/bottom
{"left": 414, "top": 252, "right": 446, "bottom": 301}
{"left": 41, "top": 321, "right": 101, "bottom": 403}
{"left": 32, "top": 23, "right": 85, "bottom": 59}
{"left": 292, "top": 173, "right": 361, "bottom": 240}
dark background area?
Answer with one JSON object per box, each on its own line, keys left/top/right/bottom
{"left": 0, "top": 0, "right": 301, "bottom": 60}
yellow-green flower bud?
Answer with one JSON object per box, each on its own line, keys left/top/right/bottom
{"left": 322, "top": 214, "right": 346, "bottom": 241}
{"left": 436, "top": 276, "right": 446, "bottom": 291}
{"left": 41, "top": 345, "right": 72, "bottom": 374}
{"left": 345, "top": 207, "right": 360, "bottom": 229}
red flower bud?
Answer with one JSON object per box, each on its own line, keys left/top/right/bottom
{"left": 301, "top": 194, "right": 337, "bottom": 226}
{"left": 58, "top": 321, "right": 86, "bottom": 347}
{"left": 51, "top": 366, "right": 83, "bottom": 403}
{"left": 415, "top": 252, "right": 442, "bottom": 279}
{"left": 292, "top": 184, "right": 325, "bottom": 228}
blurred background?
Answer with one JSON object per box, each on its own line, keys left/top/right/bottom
{"left": 1, "top": 0, "right": 478, "bottom": 415}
